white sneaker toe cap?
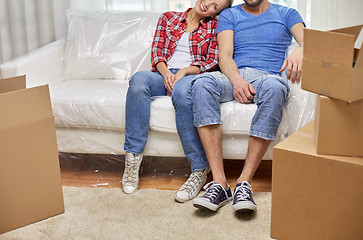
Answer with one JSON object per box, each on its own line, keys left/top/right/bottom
{"left": 123, "top": 185, "right": 137, "bottom": 194}
{"left": 175, "top": 191, "right": 190, "bottom": 202}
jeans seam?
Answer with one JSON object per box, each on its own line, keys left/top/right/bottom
{"left": 249, "top": 130, "right": 276, "bottom": 141}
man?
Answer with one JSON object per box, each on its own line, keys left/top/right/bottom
{"left": 191, "top": 0, "right": 305, "bottom": 212}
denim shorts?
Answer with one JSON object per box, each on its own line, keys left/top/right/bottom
{"left": 191, "top": 68, "right": 290, "bottom": 141}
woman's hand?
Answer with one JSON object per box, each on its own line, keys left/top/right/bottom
{"left": 172, "top": 69, "right": 187, "bottom": 88}
{"left": 172, "top": 66, "right": 200, "bottom": 89}
{"left": 162, "top": 70, "right": 175, "bottom": 96}
{"left": 156, "top": 62, "right": 175, "bottom": 95}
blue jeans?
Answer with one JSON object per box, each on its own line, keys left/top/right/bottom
{"left": 124, "top": 70, "right": 209, "bottom": 171}
{"left": 192, "top": 68, "right": 290, "bottom": 141}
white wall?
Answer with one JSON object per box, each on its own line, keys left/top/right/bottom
{"left": 0, "top": 0, "right": 70, "bottom": 63}
{"left": 1, "top": 0, "right": 362, "bottom": 64}
{"left": 310, "top": 0, "right": 363, "bottom": 31}
{"left": 0, "top": 0, "right": 185, "bottom": 64}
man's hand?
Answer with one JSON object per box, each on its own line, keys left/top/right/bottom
{"left": 279, "top": 46, "right": 303, "bottom": 83}
{"left": 232, "top": 78, "right": 256, "bottom": 103}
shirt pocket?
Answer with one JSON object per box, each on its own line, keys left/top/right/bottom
{"left": 164, "top": 27, "right": 178, "bottom": 44}
{"left": 197, "top": 33, "right": 212, "bottom": 55}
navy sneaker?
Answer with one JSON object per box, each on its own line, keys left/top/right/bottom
{"left": 232, "top": 181, "right": 257, "bottom": 212}
{"left": 193, "top": 181, "right": 232, "bottom": 211}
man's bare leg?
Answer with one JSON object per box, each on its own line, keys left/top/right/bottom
{"left": 237, "top": 136, "right": 271, "bottom": 183}
{"left": 197, "top": 124, "right": 228, "bottom": 189}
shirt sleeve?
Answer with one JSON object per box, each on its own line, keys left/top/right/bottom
{"left": 216, "top": 8, "right": 235, "bottom": 34}
{"left": 192, "top": 27, "right": 218, "bottom": 73}
{"left": 285, "top": 8, "right": 306, "bottom": 31}
{"left": 151, "top": 13, "right": 168, "bottom": 69}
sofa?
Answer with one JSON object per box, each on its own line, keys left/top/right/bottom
{"left": 0, "top": 10, "right": 316, "bottom": 161}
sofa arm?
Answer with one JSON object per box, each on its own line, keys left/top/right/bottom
{"left": 285, "top": 79, "right": 316, "bottom": 136}
{"left": 277, "top": 40, "right": 316, "bottom": 137}
{"left": 0, "top": 39, "right": 65, "bottom": 87}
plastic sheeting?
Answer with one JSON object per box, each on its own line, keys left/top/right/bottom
{"left": 59, "top": 153, "right": 192, "bottom": 188}
{"left": 0, "top": 10, "right": 317, "bottom": 187}
{"left": 56, "top": 10, "right": 316, "bottom": 186}
{"left": 64, "top": 10, "right": 161, "bottom": 80}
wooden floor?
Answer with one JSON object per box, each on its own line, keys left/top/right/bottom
{"left": 60, "top": 153, "right": 272, "bottom": 192}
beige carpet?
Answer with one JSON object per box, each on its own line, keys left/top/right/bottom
{"left": 0, "top": 187, "right": 273, "bottom": 240}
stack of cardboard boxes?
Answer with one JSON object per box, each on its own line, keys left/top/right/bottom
{"left": 271, "top": 25, "right": 363, "bottom": 240}
{"left": 0, "top": 76, "right": 64, "bottom": 234}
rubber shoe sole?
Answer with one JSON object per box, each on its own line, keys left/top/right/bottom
{"left": 232, "top": 201, "right": 257, "bottom": 212}
{"left": 174, "top": 167, "right": 210, "bottom": 203}
{"left": 193, "top": 197, "right": 232, "bottom": 211}
{"left": 122, "top": 184, "right": 138, "bottom": 194}
{"left": 174, "top": 177, "right": 208, "bottom": 203}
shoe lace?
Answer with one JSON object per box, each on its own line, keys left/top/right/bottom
{"left": 235, "top": 182, "right": 253, "bottom": 202}
{"left": 124, "top": 154, "right": 141, "bottom": 185}
{"left": 179, "top": 171, "right": 204, "bottom": 194}
{"left": 202, "top": 182, "right": 224, "bottom": 201}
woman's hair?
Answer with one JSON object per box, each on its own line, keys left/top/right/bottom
{"left": 227, "top": 0, "right": 234, "bottom": 8}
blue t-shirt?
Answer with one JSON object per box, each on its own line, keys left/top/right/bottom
{"left": 217, "top": 3, "right": 305, "bottom": 75}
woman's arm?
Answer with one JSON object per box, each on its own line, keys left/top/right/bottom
{"left": 156, "top": 62, "right": 173, "bottom": 93}
{"left": 191, "top": 21, "right": 219, "bottom": 73}
{"left": 151, "top": 13, "right": 175, "bottom": 94}
{"left": 151, "top": 14, "right": 168, "bottom": 69}
{"left": 173, "top": 65, "right": 200, "bottom": 86}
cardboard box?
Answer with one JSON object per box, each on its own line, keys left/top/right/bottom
{"left": 0, "top": 76, "right": 64, "bottom": 234}
{"left": 315, "top": 95, "right": 363, "bottom": 157}
{"left": 302, "top": 25, "right": 363, "bottom": 102}
{"left": 271, "top": 122, "right": 363, "bottom": 240}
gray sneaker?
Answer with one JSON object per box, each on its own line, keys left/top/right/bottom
{"left": 174, "top": 167, "right": 210, "bottom": 203}
{"left": 122, "top": 152, "right": 143, "bottom": 194}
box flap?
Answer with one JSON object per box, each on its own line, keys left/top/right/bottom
{"left": 354, "top": 46, "right": 363, "bottom": 66}
{"left": 0, "top": 75, "right": 26, "bottom": 94}
{"left": 274, "top": 121, "right": 363, "bottom": 165}
{"left": 353, "top": 39, "right": 363, "bottom": 102}
{"left": 302, "top": 57, "right": 353, "bottom": 101}
{"left": 304, "top": 29, "right": 355, "bottom": 68}
{"left": 314, "top": 96, "right": 320, "bottom": 147}
{"left": 0, "top": 118, "right": 64, "bottom": 233}
{"left": 352, "top": 64, "right": 363, "bottom": 102}
{"left": 354, "top": 48, "right": 360, "bottom": 64}
{"left": 0, "top": 85, "right": 53, "bottom": 130}
{"left": 330, "top": 24, "right": 363, "bottom": 42}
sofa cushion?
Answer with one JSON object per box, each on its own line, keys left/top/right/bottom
{"left": 49, "top": 79, "right": 127, "bottom": 130}
{"left": 49, "top": 80, "right": 256, "bottom": 135}
{"left": 150, "top": 96, "right": 257, "bottom": 135}
{"left": 64, "top": 10, "right": 161, "bottom": 80}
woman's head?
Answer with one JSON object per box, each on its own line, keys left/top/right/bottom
{"left": 193, "top": 0, "right": 233, "bottom": 18}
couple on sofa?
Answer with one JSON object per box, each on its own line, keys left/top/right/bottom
{"left": 122, "top": 0, "right": 305, "bottom": 212}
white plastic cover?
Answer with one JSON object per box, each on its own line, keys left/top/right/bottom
{"left": 50, "top": 79, "right": 127, "bottom": 130}
{"left": 0, "top": 10, "right": 317, "bottom": 187}
{"left": 64, "top": 10, "right": 160, "bottom": 79}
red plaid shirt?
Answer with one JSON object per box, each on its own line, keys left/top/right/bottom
{"left": 151, "top": 8, "right": 218, "bottom": 73}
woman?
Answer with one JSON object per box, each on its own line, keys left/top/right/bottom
{"left": 123, "top": 0, "right": 233, "bottom": 201}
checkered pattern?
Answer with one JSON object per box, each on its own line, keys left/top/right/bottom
{"left": 151, "top": 8, "right": 218, "bottom": 73}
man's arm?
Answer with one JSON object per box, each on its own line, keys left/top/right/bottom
{"left": 218, "top": 30, "right": 255, "bottom": 103}
{"left": 279, "top": 22, "right": 305, "bottom": 83}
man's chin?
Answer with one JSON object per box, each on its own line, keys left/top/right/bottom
{"left": 244, "top": 0, "right": 264, "bottom": 7}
